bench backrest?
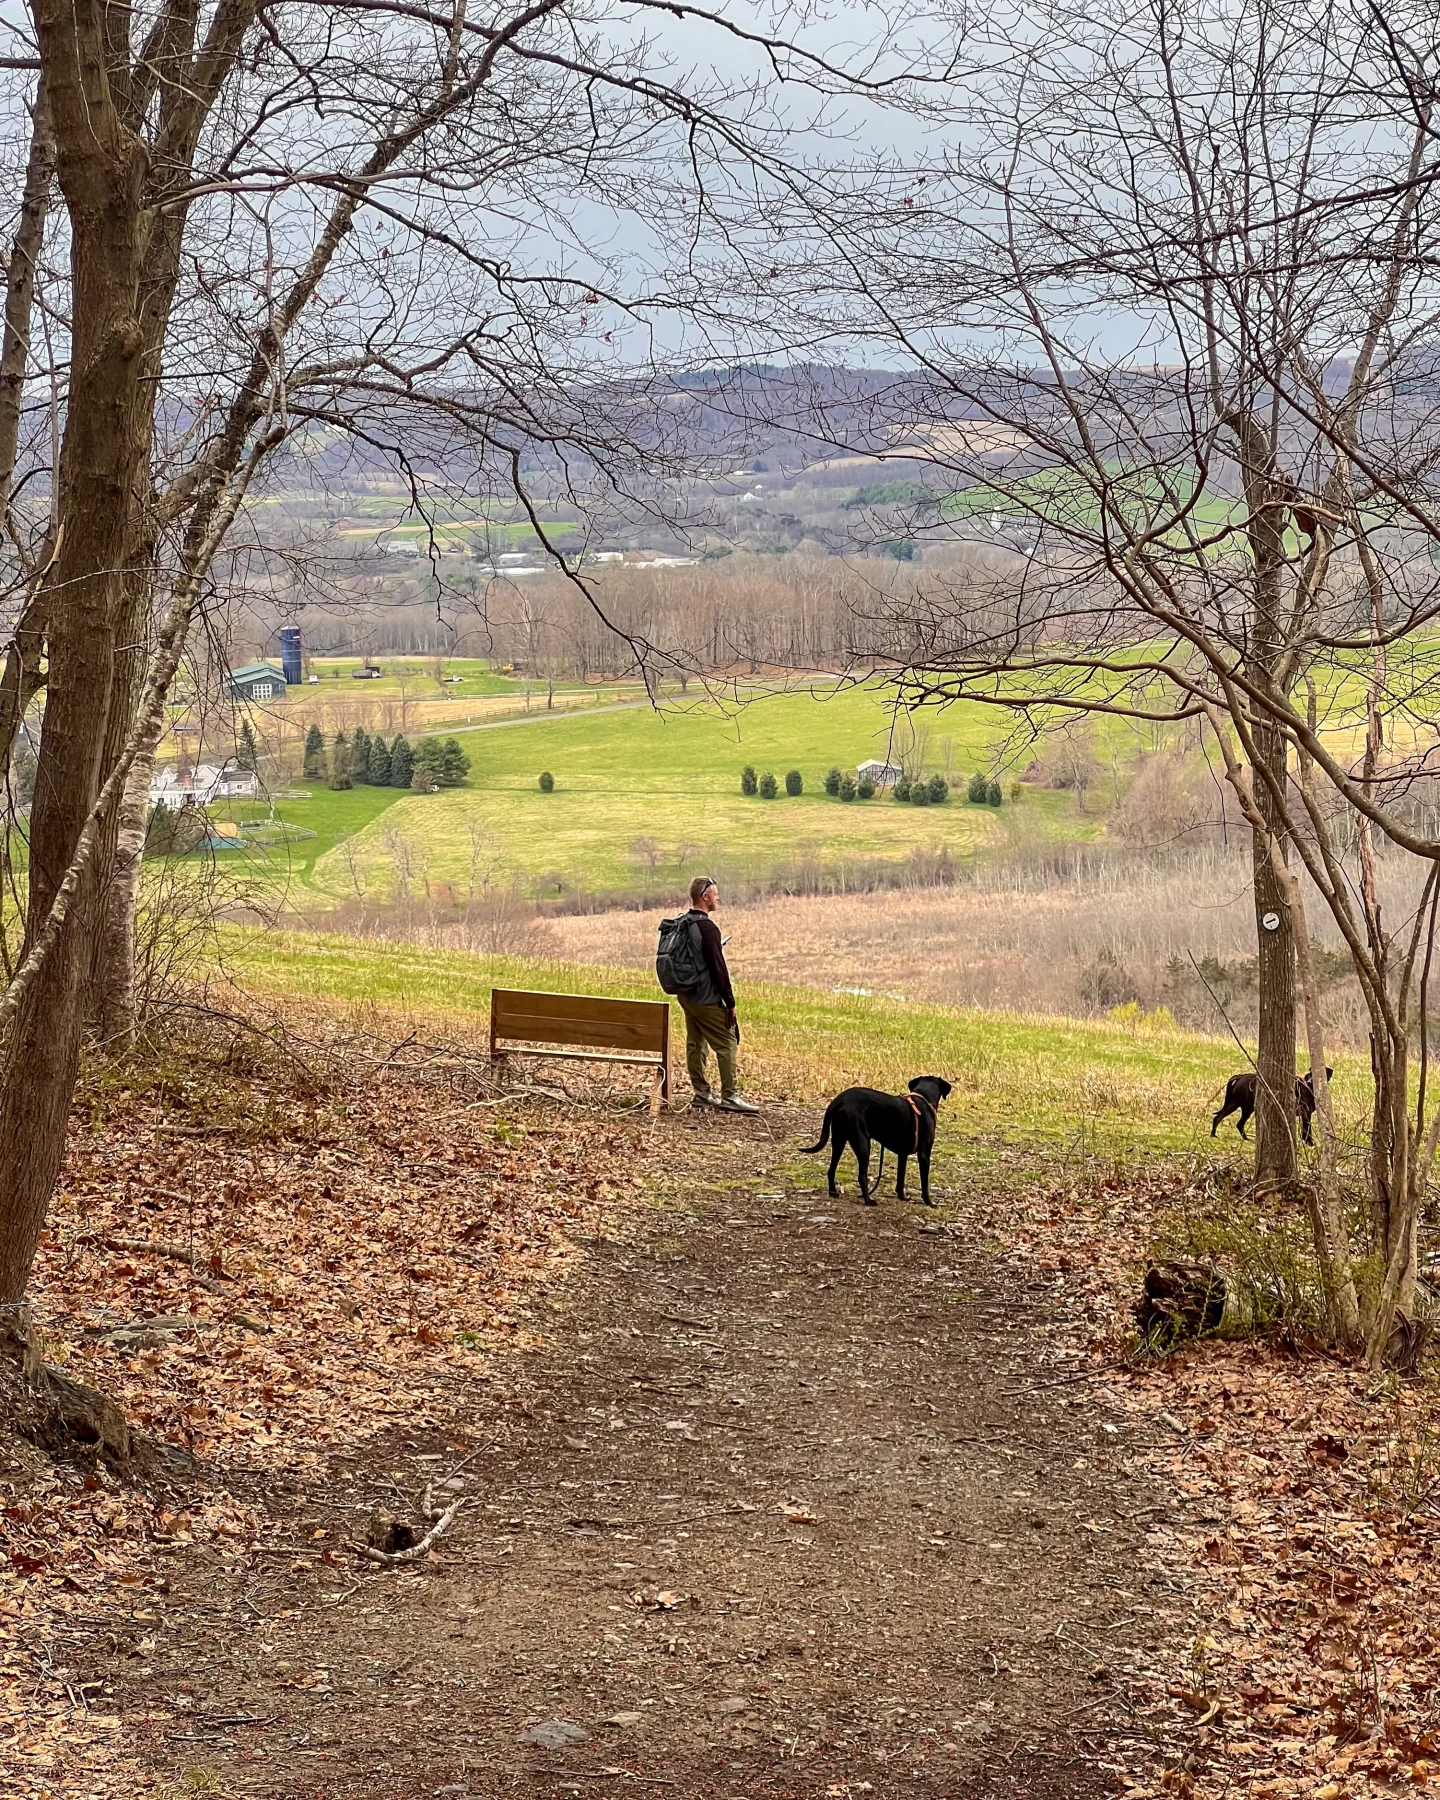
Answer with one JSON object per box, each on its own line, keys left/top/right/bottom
{"left": 490, "top": 987, "right": 669, "bottom": 1057}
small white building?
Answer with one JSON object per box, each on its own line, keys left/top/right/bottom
{"left": 857, "top": 760, "right": 906, "bottom": 787}
{"left": 148, "top": 762, "right": 258, "bottom": 811}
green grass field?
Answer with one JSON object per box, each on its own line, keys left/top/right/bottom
{"left": 302, "top": 682, "right": 1092, "bottom": 904}
{"left": 303, "top": 655, "right": 600, "bottom": 702}
{"left": 216, "top": 926, "right": 1368, "bottom": 1161}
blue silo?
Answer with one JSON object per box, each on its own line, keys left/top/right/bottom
{"left": 279, "top": 626, "right": 303, "bottom": 686}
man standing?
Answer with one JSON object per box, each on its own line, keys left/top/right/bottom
{"left": 676, "top": 876, "right": 759, "bottom": 1114}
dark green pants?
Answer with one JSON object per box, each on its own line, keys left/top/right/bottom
{"left": 678, "top": 998, "right": 738, "bottom": 1100}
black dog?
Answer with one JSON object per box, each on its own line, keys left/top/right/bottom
{"left": 1211, "top": 1067, "right": 1333, "bottom": 1145}
{"left": 801, "top": 1075, "right": 952, "bottom": 1206}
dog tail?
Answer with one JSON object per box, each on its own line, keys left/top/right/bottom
{"left": 800, "top": 1099, "right": 836, "bottom": 1155}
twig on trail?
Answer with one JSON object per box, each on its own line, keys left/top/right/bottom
{"left": 550, "top": 1774, "right": 679, "bottom": 1788}
{"left": 351, "top": 1485, "right": 466, "bottom": 1566}
{"left": 998, "top": 1367, "right": 1110, "bottom": 1397}
{"left": 655, "top": 1312, "right": 716, "bottom": 1330}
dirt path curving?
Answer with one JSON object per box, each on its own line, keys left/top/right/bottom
{"left": 112, "top": 1108, "right": 1170, "bottom": 1798}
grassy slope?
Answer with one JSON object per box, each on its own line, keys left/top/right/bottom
{"left": 217, "top": 926, "right": 1366, "bottom": 1159}
{"left": 306, "top": 683, "right": 1088, "bottom": 903}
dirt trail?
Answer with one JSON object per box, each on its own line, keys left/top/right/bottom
{"left": 116, "top": 1108, "right": 1170, "bottom": 1798}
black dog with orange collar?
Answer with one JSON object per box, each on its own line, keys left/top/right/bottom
{"left": 800, "top": 1075, "right": 953, "bottom": 1207}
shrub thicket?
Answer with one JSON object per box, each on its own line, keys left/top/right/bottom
{"left": 741, "top": 764, "right": 758, "bottom": 796}
{"left": 759, "top": 771, "right": 778, "bottom": 799}
{"left": 785, "top": 769, "right": 803, "bottom": 796}
{"left": 410, "top": 765, "right": 439, "bottom": 793}
{"left": 539, "top": 770, "right": 555, "bottom": 792}
{"left": 823, "top": 766, "right": 842, "bottom": 796}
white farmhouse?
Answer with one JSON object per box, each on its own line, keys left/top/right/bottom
{"left": 148, "top": 762, "right": 258, "bottom": 811}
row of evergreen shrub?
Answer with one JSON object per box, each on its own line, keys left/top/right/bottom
{"left": 741, "top": 765, "right": 804, "bottom": 798}
{"left": 739, "top": 764, "right": 1004, "bottom": 807}
{"left": 304, "top": 723, "right": 470, "bottom": 792}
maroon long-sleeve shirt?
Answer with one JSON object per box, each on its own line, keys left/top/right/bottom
{"left": 685, "top": 908, "right": 735, "bottom": 1010}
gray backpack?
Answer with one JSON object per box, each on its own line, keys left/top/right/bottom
{"left": 655, "top": 914, "right": 705, "bottom": 995}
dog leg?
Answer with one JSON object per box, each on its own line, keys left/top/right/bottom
{"left": 827, "top": 1138, "right": 844, "bottom": 1197}
{"left": 895, "top": 1151, "right": 908, "bottom": 1201}
{"left": 919, "top": 1148, "right": 933, "bottom": 1206}
{"left": 856, "top": 1138, "right": 875, "bottom": 1204}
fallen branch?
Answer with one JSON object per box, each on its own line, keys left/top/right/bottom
{"left": 350, "top": 1486, "right": 466, "bottom": 1566}
{"left": 98, "top": 1235, "right": 232, "bottom": 1294}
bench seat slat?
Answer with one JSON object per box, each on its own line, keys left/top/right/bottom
{"left": 491, "top": 988, "right": 669, "bottom": 1055}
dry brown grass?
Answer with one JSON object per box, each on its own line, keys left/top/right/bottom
{"left": 545, "top": 842, "right": 1429, "bottom": 1043}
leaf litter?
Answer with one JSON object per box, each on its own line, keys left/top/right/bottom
{"left": 6, "top": 1016, "right": 1440, "bottom": 1798}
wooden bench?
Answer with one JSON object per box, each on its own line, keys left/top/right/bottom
{"left": 489, "top": 988, "right": 671, "bottom": 1111}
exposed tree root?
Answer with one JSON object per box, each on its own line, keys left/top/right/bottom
{"left": 1, "top": 1313, "right": 136, "bottom": 1469}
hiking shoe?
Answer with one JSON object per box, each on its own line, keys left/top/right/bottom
{"left": 690, "top": 1092, "right": 719, "bottom": 1109}
{"left": 720, "top": 1094, "right": 760, "bottom": 1114}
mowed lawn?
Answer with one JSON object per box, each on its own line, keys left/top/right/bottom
{"left": 306, "top": 683, "right": 1081, "bottom": 903}
{"left": 215, "top": 926, "right": 1368, "bottom": 1160}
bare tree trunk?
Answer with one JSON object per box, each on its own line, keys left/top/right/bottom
{"left": 88, "top": 562, "right": 154, "bottom": 1041}
{"left": 0, "top": 81, "right": 56, "bottom": 783}
{"left": 92, "top": 747, "right": 154, "bottom": 1047}
{"left": 0, "top": 79, "right": 53, "bottom": 521}
{"left": 0, "top": 14, "right": 151, "bottom": 1308}
{"left": 1267, "top": 835, "right": 1360, "bottom": 1344}
{"left": 1251, "top": 717, "right": 1297, "bottom": 1190}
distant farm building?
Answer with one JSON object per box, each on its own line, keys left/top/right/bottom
{"left": 227, "top": 660, "right": 287, "bottom": 702}
{"left": 857, "top": 760, "right": 905, "bottom": 787}
{"left": 149, "top": 763, "right": 258, "bottom": 811}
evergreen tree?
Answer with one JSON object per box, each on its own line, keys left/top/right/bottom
{"left": 927, "top": 773, "right": 949, "bottom": 804}
{"left": 367, "top": 735, "right": 392, "bottom": 786}
{"left": 539, "top": 770, "right": 555, "bottom": 792}
{"left": 967, "top": 771, "right": 989, "bottom": 803}
{"left": 785, "top": 769, "right": 803, "bottom": 796}
{"left": 439, "top": 736, "right": 470, "bottom": 785}
{"left": 824, "top": 766, "right": 842, "bottom": 796}
{"left": 741, "top": 764, "right": 758, "bottom": 796}
{"left": 857, "top": 776, "right": 875, "bottom": 799}
{"left": 414, "top": 737, "right": 445, "bottom": 780}
{"left": 329, "top": 732, "right": 353, "bottom": 790}
{"left": 910, "top": 777, "right": 931, "bottom": 806}
{"left": 987, "top": 778, "right": 1003, "bottom": 807}
{"left": 303, "top": 722, "right": 326, "bottom": 779}
{"left": 894, "top": 777, "right": 912, "bottom": 802}
{"left": 839, "top": 773, "right": 857, "bottom": 801}
{"left": 236, "top": 718, "right": 258, "bottom": 771}
{"left": 350, "top": 723, "right": 370, "bottom": 782}
{"left": 759, "top": 770, "right": 778, "bottom": 799}
{"left": 389, "top": 735, "right": 414, "bottom": 788}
